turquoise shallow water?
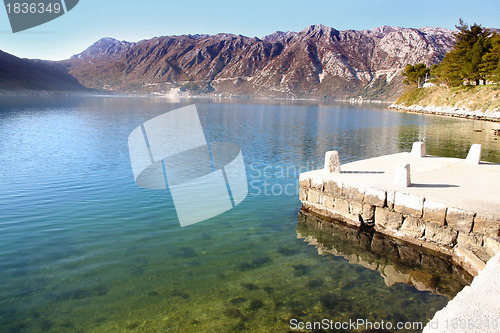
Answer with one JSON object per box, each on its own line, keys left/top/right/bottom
{"left": 0, "top": 96, "right": 498, "bottom": 332}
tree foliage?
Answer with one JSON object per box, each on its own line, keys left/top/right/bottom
{"left": 433, "top": 19, "right": 499, "bottom": 86}
{"left": 480, "top": 32, "right": 500, "bottom": 82}
{"left": 402, "top": 63, "right": 431, "bottom": 86}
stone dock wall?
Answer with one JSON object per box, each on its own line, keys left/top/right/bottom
{"left": 299, "top": 158, "right": 500, "bottom": 277}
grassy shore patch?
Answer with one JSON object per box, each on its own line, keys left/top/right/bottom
{"left": 396, "top": 85, "right": 500, "bottom": 113}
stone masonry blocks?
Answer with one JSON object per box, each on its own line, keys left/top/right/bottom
{"left": 423, "top": 200, "right": 447, "bottom": 226}
{"left": 299, "top": 187, "right": 308, "bottom": 202}
{"left": 310, "top": 177, "right": 324, "bottom": 190}
{"left": 401, "top": 216, "right": 426, "bottom": 239}
{"left": 394, "top": 192, "right": 424, "bottom": 218}
{"left": 362, "top": 204, "right": 375, "bottom": 223}
{"left": 334, "top": 198, "right": 350, "bottom": 216}
{"left": 344, "top": 185, "right": 365, "bottom": 202}
{"left": 307, "top": 188, "right": 321, "bottom": 205}
{"left": 323, "top": 195, "right": 335, "bottom": 209}
{"left": 446, "top": 208, "right": 474, "bottom": 233}
{"left": 324, "top": 180, "right": 343, "bottom": 197}
{"left": 349, "top": 201, "right": 363, "bottom": 215}
{"left": 484, "top": 237, "right": 500, "bottom": 253}
{"left": 375, "top": 207, "right": 403, "bottom": 230}
{"left": 457, "top": 232, "right": 483, "bottom": 249}
{"left": 299, "top": 177, "right": 310, "bottom": 189}
{"left": 364, "top": 187, "right": 386, "bottom": 207}
{"left": 424, "top": 224, "right": 458, "bottom": 247}
{"left": 473, "top": 214, "right": 500, "bottom": 238}
{"left": 387, "top": 191, "right": 396, "bottom": 210}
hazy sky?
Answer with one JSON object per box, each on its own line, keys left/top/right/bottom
{"left": 1, "top": 0, "right": 499, "bottom": 60}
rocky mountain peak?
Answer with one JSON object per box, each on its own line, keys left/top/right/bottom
{"left": 363, "top": 26, "right": 400, "bottom": 37}
{"left": 262, "top": 30, "right": 297, "bottom": 42}
{"left": 72, "top": 37, "right": 133, "bottom": 60}
{"left": 298, "top": 24, "right": 340, "bottom": 41}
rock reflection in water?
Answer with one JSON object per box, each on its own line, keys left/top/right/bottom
{"left": 297, "top": 210, "right": 473, "bottom": 299}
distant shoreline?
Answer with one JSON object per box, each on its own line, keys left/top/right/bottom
{"left": 0, "top": 90, "right": 394, "bottom": 105}
{"left": 388, "top": 103, "right": 500, "bottom": 122}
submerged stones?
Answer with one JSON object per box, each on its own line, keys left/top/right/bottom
{"left": 223, "top": 308, "right": 244, "bottom": 318}
{"left": 262, "top": 286, "right": 274, "bottom": 294}
{"left": 53, "top": 284, "right": 109, "bottom": 301}
{"left": 319, "top": 293, "right": 353, "bottom": 314}
{"left": 179, "top": 247, "right": 198, "bottom": 258}
{"left": 292, "top": 264, "right": 309, "bottom": 276}
{"left": 307, "top": 279, "right": 324, "bottom": 288}
{"left": 230, "top": 296, "right": 247, "bottom": 305}
{"left": 170, "top": 290, "right": 190, "bottom": 300}
{"left": 248, "top": 299, "right": 264, "bottom": 311}
{"left": 277, "top": 246, "right": 300, "bottom": 256}
{"left": 240, "top": 282, "right": 259, "bottom": 290}
{"left": 237, "top": 256, "right": 272, "bottom": 271}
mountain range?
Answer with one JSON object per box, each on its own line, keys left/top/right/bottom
{"left": 1, "top": 25, "right": 457, "bottom": 100}
{"left": 0, "top": 50, "right": 88, "bottom": 93}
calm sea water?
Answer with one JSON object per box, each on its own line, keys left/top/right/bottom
{"left": 0, "top": 96, "right": 498, "bottom": 332}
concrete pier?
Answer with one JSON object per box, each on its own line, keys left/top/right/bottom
{"left": 299, "top": 146, "right": 500, "bottom": 276}
{"left": 423, "top": 251, "right": 500, "bottom": 333}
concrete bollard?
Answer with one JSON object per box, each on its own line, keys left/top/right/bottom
{"left": 394, "top": 163, "right": 411, "bottom": 187}
{"left": 324, "top": 151, "right": 341, "bottom": 173}
{"left": 411, "top": 142, "right": 427, "bottom": 157}
{"left": 466, "top": 144, "right": 482, "bottom": 164}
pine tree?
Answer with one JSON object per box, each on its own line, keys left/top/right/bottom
{"left": 480, "top": 32, "right": 500, "bottom": 82}
{"left": 433, "top": 19, "right": 493, "bottom": 86}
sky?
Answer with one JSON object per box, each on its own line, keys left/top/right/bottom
{"left": 1, "top": 0, "right": 499, "bottom": 60}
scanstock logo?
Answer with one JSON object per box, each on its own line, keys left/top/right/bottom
{"left": 128, "top": 105, "right": 248, "bottom": 227}
{"left": 3, "top": 0, "right": 79, "bottom": 33}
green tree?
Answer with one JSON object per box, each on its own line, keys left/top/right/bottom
{"left": 480, "top": 32, "right": 500, "bottom": 82}
{"left": 434, "top": 19, "right": 492, "bottom": 86}
{"left": 402, "top": 63, "right": 431, "bottom": 86}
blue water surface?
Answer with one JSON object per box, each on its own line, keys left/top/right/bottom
{"left": 0, "top": 96, "right": 498, "bottom": 332}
